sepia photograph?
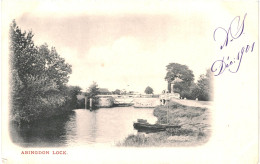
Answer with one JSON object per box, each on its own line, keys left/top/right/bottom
{"left": 9, "top": 14, "right": 214, "bottom": 148}
{"left": 1, "top": 0, "right": 258, "bottom": 163}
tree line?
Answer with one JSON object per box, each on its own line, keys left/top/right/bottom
{"left": 10, "top": 20, "right": 82, "bottom": 124}
{"left": 9, "top": 20, "right": 212, "bottom": 125}
{"left": 165, "top": 63, "right": 213, "bottom": 101}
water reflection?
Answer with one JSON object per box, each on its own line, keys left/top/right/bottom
{"left": 10, "top": 113, "right": 76, "bottom": 147}
{"left": 10, "top": 107, "right": 157, "bottom": 147}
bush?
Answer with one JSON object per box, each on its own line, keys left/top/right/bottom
{"left": 9, "top": 20, "right": 77, "bottom": 124}
{"left": 178, "top": 69, "right": 213, "bottom": 101}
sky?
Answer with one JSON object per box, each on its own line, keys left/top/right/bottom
{"left": 14, "top": 1, "right": 225, "bottom": 94}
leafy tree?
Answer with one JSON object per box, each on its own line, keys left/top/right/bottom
{"left": 9, "top": 20, "right": 72, "bottom": 123}
{"left": 38, "top": 44, "right": 72, "bottom": 87}
{"left": 10, "top": 20, "right": 40, "bottom": 123}
{"left": 10, "top": 20, "right": 38, "bottom": 82}
{"left": 62, "top": 86, "right": 82, "bottom": 109}
{"left": 112, "top": 89, "right": 121, "bottom": 95}
{"left": 165, "top": 63, "right": 194, "bottom": 95}
{"left": 86, "top": 82, "right": 100, "bottom": 98}
{"left": 86, "top": 82, "right": 100, "bottom": 108}
{"left": 180, "top": 82, "right": 197, "bottom": 100}
{"left": 145, "top": 86, "right": 154, "bottom": 94}
{"left": 195, "top": 69, "right": 213, "bottom": 101}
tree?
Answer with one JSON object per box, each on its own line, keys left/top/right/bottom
{"left": 9, "top": 20, "right": 38, "bottom": 82}
{"left": 112, "top": 89, "right": 121, "bottom": 95}
{"left": 62, "top": 86, "right": 82, "bottom": 109}
{"left": 86, "top": 82, "right": 100, "bottom": 108}
{"left": 86, "top": 82, "right": 100, "bottom": 98}
{"left": 195, "top": 69, "right": 213, "bottom": 101}
{"left": 10, "top": 20, "right": 41, "bottom": 123}
{"left": 9, "top": 20, "right": 72, "bottom": 123}
{"left": 38, "top": 44, "right": 72, "bottom": 88}
{"left": 165, "top": 63, "right": 194, "bottom": 96}
{"left": 180, "top": 82, "right": 197, "bottom": 100}
{"left": 145, "top": 86, "right": 154, "bottom": 94}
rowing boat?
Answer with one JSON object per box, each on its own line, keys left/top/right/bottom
{"left": 133, "top": 119, "right": 181, "bottom": 133}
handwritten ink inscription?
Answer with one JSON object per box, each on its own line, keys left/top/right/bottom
{"left": 211, "top": 13, "right": 255, "bottom": 76}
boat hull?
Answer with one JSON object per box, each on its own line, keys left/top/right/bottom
{"left": 133, "top": 122, "right": 181, "bottom": 133}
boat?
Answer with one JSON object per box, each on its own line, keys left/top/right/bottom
{"left": 134, "top": 100, "right": 181, "bottom": 133}
{"left": 133, "top": 119, "right": 181, "bottom": 133}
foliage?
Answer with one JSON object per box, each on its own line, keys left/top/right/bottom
{"left": 177, "top": 82, "right": 197, "bottom": 100}
{"left": 38, "top": 44, "right": 72, "bottom": 87}
{"left": 9, "top": 20, "right": 75, "bottom": 124}
{"left": 144, "top": 86, "right": 154, "bottom": 94}
{"left": 112, "top": 89, "right": 121, "bottom": 95}
{"left": 120, "top": 89, "right": 127, "bottom": 95}
{"left": 177, "top": 69, "right": 213, "bottom": 101}
{"left": 194, "top": 69, "right": 213, "bottom": 101}
{"left": 77, "top": 98, "right": 86, "bottom": 109}
{"left": 165, "top": 62, "right": 213, "bottom": 101}
{"left": 86, "top": 82, "right": 100, "bottom": 98}
{"left": 165, "top": 63, "right": 194, "bottom": 95}
{"left": 62, "top": 86, "right": 82, "bottom": 109}
{"left": 86, "top": 82, "right": 100, "bottom": 108}
{"left": 119, "top": 101, "right": 210, "bottom": 147}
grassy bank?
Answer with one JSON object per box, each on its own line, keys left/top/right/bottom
{"left": 118, "top": 100, "right": 211, "bottom": 147}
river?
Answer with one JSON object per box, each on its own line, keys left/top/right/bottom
{"left": 10, "top": 107, "right": 157, "bottom": 147}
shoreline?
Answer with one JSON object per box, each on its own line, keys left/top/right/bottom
{"left": 118, "top": 99, "right": 212, "bottom": 147}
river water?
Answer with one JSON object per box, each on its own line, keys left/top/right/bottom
{"left": 11, "top": 107, "right": 157, "bottom": 147}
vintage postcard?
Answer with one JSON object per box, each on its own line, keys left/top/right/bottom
{"left": 1, "top": 0, "right": 258, "bottom": 163}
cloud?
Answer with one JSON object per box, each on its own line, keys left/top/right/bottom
{"left": 65, "top": 33, "right": 213, "bottom": 94}
{"left": 16, "top": 12, "right": 218, "bottom": 93}
{"left": 65, "top": 36, "right": 166, "bottom": 93}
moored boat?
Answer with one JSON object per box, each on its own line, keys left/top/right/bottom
{"left": 133, "top": 119, "right": 181, "bottom": 133}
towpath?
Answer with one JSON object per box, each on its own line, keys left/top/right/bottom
{"left": 170, "top": 98, "right": 213, "bottom": 109}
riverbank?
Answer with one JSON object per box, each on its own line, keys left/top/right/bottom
{"left": 11, "top": 107, "right": 156, "bottom": 147}
{"left": 77, "top": 95, "right": 161, "bottom": 108}
{"left": 118, "top": 99, "right": 211, "bottom": 147}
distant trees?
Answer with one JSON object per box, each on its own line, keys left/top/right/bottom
{"left": 112, "top": 89, "right": 121, "bottom": 95}
{"left": 165, "top": 63, "right": 194, "bottom": 97}
{"left": 9, "top": 20, "right": 78, "bottom": 124}
{"left": 145, "top": 86, "right": 154, "bottom": 94}
{"left": 120, "top": 89, "right": 127, "bottom": 95}
{"left": 85, "top": 82, "right": 100, "bottom": 108}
